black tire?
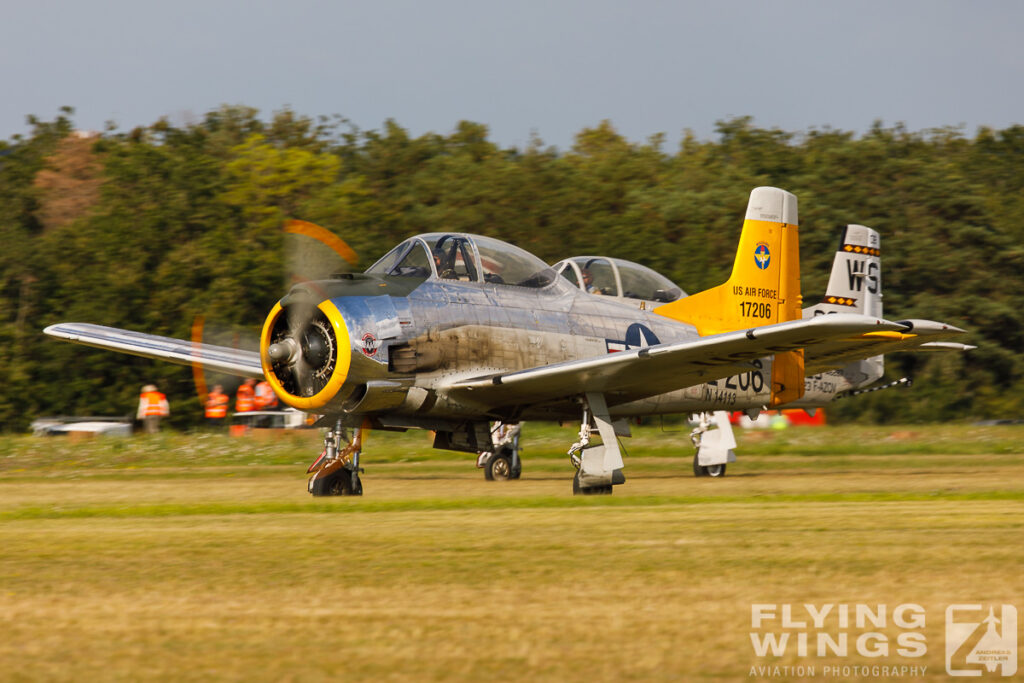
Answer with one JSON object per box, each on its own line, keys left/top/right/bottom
{"left": 692, "top": 453, "right": 726, "bottom": 478}
{"left": 486, "top": 453, "right": 513, "bottom": 481}
{"left": 325, "top": 470, "right": 352, "bottom": 495}
{"left": 310, "top": 468, "right": 361, "bottom": 496}
{"left": 310, "top": 470, "right": 341, "bottom": 496}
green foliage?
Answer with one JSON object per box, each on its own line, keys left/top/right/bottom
{"left": 0, "top": 107, "right": 1020, "bottom": 429}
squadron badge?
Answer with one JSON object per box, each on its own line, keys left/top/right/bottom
{"left": 754, "top": 242, "right": 771, "bottom": 270}
{"left": 361, "top": 332, "right": 379, "bottom": 357}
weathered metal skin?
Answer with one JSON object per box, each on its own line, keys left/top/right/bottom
{"left": 313, "top": 274, "right": 779, "bottom": 423}
{"left": 258, "top": 218, "right": 959, "bottom": 428}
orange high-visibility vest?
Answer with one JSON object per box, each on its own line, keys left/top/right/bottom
{"left": 140, "top": 391, "right": 169, "bottom": 417}
{"left": 254, "top": 381, "right": 278, "bottom": 410}
{"left": 205, "top": 391, "right": 229, "bottom": 419}
{"left": 236, "top": 383, "right": 255, "bottom": 412}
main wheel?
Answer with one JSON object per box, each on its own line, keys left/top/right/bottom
{"left": 572, "top": 472, "right": 612, "bottom": 495}
{"left": 486, "top": 453, "right": 513, "bottom": 481}
{"left": 692, "top": 453, "right": 726, "bottom": 478}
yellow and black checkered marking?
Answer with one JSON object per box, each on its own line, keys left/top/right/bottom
{"left": 824, "top": 295, "right": 858, "bottom": 307}
{"left": 842, "top": 244, "right": 880, "bottom": 257}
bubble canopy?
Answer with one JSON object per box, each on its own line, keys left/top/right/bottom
{"left": 554, "top": 255, "right": 685, "bottom": 303}
{"left": 366, "top": 233, "right": 559, "bottom": 289}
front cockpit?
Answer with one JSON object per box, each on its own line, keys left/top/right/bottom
{"left": 553, "top": 256, "right": 686, "bottom": 306}
{"left": 365, "top": 233, "right": 563, "bottom": 290}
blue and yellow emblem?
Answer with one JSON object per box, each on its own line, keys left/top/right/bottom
{"left": 754, "top": 242, "right": 771, "bottom": 270}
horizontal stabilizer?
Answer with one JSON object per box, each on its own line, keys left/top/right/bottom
{"left": 44, "top": 323, "right": 264, "bottom": 379}
{"left": 913, "top": 342, "right": 977, "bottom": 352}
{"left": 804, "top": 318, "right": 967, "bottom": 374}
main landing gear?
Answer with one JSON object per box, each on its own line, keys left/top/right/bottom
{"left": 308, "top": 418, "right": 365, "bottom": 496}
{"left": 689, "top": 411, "right": 736, "bottom": 478}
{"left": 567, "top": 393, "right": 626, "bottom": 495}
{"left": 477, "top": 422, "right": 522, "bottom": 481}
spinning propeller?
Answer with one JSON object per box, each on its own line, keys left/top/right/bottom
{"left": 192, "top": 219, "right": 358, "bottom": 404}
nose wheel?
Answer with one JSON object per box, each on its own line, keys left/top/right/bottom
{"left": 308, "top": 418, "right": 366, "bottom": 496}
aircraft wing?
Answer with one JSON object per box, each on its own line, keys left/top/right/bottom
{"left": 803, "top": 318, "right": 968, "bottom": 374}
{"left": 43, "top": 323, "right": 265, "bottom": 378}
{"left": 447, "top": 313, "right": 912, "bottom": 407}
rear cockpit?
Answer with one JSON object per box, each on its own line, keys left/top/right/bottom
{"left": 553, "top": 256, "right": 686, "bottom": 307}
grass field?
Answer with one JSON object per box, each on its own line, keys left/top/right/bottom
{"left": 1, "top": 423, "right": 1022, "bottom": 681}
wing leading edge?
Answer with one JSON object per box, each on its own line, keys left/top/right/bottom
{"left": 447, "top": 313, "right": 928, "bottom": 407}
{"left": 44, "top": 323, "right": 264, "bottom": 379}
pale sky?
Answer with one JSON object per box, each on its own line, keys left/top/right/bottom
{"left": 4, "top": 0, "right": 1022, "bottom": 150}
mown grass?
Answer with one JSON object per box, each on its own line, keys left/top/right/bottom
{"left": 1, "top": 424, "right": 1022, "bottom": 681}
{"left": 3, "top": 421, "right": 1023, "bottom": 475}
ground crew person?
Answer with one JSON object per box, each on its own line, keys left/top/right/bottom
{"left": 137, "top": 384, "right": 169, "bottom": 434}
{"left": 254, "top": 379, "right": 278, "bottom": 410}
{"left": 205, "top": 385, "right": 229, "bottom": 427}
{"left": 236, "top": 378, "right": 256, "bottom": 413}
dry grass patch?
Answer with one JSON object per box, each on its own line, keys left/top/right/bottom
{"left": 1, "top": 429, "right": 1022, "bottom": 681}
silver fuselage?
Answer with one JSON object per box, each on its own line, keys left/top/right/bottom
{"left": 330, "top": 277, "right": 860, "bottom": 423}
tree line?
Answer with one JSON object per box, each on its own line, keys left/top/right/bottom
{"left": 0, "top": 106, "right": 1020, "bottom": 429}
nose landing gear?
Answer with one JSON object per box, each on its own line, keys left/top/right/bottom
{"left": 308, "top": 418, "right": 366, "bottom": 496}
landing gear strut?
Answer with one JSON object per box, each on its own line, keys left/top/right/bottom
{"left": 567, "top": 393, "right": 626, "bottom": 495}
{"left": 308, "top": 418, "right": 365, "bottom": 496}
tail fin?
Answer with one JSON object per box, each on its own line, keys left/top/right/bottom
{"left": 803, "top": 224, "right": 884, "bottom": 387}
{"left": 803, "top": 224, "right": 882, "bottom": 318}
{"left": 655, "top": 187, "right": 804, "bottom": 406}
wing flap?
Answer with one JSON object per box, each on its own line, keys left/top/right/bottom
{"left": 44, "top": 323, "right": 264, "bottom": 379}
{"left": 448, "top": 314, "right": 908, "bottom": 407}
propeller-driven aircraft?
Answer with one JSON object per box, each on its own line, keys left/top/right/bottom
{"left": 44, "top": 187, "right": 969, "bottom": 495}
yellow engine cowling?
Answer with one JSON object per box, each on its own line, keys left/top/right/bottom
{"left": 260, "top": 299, "right": 353, "bottom": 412}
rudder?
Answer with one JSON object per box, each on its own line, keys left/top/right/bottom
{"left": 803, "top": 224, "right": 884, "bottom": 387}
